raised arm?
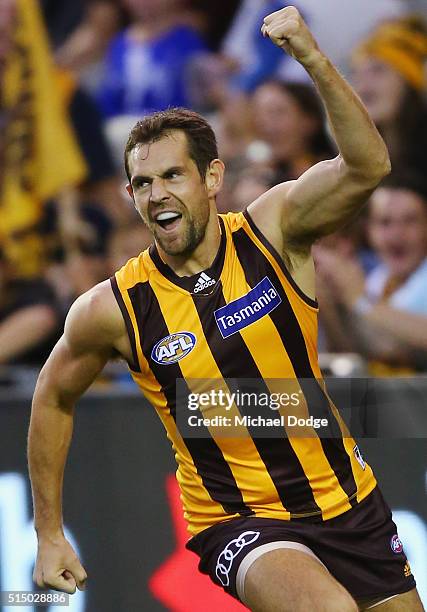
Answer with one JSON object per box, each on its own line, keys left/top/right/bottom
{"left": 249, "top": 7, "right": 391, "bottom": 257}
{"left": 28, "top": 280, "right": 127, "bottom": 593}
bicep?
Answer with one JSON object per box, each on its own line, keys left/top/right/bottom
{"left": 282, "top": 156, "right": 375, "bottom": 247}
{"left": 35, "top": 334, "right": 112, "bottom": 407}
{"left": 34, "top": 286, "right": 119, "bottom": 407}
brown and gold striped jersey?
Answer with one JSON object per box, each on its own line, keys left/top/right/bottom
{"left": 111, "top": 211, "right": 376, "bottom": 535}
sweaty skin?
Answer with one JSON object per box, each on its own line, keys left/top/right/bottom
{"left": 28, "top": 9, "right": 426, "bottom": 612}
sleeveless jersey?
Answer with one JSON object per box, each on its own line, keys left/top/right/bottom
{"left": 111, "top": 211, "right": 376, "bottom": 535}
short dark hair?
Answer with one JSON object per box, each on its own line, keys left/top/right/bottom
{"left": 380, "top": 171, "right": 427, "bottom": 205}
{"left": 124, "top": 108, "right": 218, "bottom": 183}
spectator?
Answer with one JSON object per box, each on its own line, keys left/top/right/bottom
{"left": 108, "top": 223, "right": 152, "bottom": 274}
{"left": 96, "top": 0, "right": 207, "bottom": 119}
{"left": 315, "top": 174, "right": 427, "bottom": 373}
{"left": 227, "top": 167, "right": 277, "bottom": 213}
{"left": 0, "top": 0, "right": 87, "bottom": 279}
{"left": 352, "top": 15, "right": 427, "bottom": 176}
{"left": 0, "top": 254, "right": 61, "bottom": 366}
{"left": 40, "top": 0, "right": 123, "bottom": 77}
{"left": 188, "top": 0, "right": 240, "bottom": 51}
{"left": 251, "top": 80, "right": 335, "bottom": 181}
{"left": 43, "top": 189, "right": 114, "bottom": 310}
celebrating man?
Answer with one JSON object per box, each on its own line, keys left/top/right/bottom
{"left": 28, "top": 8, "right": 423, "bottom": 611}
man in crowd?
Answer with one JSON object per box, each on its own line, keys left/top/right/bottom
{"left": 316, "top": 174, "right": 427, "bottom": 374}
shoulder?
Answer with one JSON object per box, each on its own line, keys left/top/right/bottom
{"left": 113, "top": 251, "right": 149, "bottom": 290}
{"left": 410, "top": 258, "right": 427, "bottom": 284}
{"left": 391, "top": 259, "right": 427, "bottom": 312}
{"left": 246, "top": 182, "right": 294, "bottom": 254}
{"left": 65, "top": 280, "right": 125, "bottom": 353}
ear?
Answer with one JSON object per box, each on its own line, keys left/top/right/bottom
{"left": 205, "top": 159, "right": 225, "bottom": 198}
{"left": 126, "top": 183, "right": 135, "bottom": 201}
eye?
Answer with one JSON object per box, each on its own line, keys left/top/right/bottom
{"left": 133, "top": 179, "right": 150, "bottom": 190}
{"left": 165, "top": 170, "right": 181, "bottom": 180}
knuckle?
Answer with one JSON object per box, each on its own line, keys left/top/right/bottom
{"left": 288, "top": 19, "right": 299, "bottom": 32}
{"left": 284, "top": 6, "right": 299, "bottom": 16}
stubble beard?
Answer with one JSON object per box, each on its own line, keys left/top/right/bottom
{"left": 148, "top": 206, "right": 211, "bottom": 257}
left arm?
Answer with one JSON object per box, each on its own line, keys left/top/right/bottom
{"left": 249, "top": 7, "right": 391, "bottom": 255}
{"left": 316, "top": 248, "right": 427, "bottom": 359}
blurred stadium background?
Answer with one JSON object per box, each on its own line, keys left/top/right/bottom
{"left": 0, "top": 0, "right": 426, "bottom": 610}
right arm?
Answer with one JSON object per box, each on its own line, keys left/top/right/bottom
{"left": 28, "top": 280, "right": 126, "bottom": 593}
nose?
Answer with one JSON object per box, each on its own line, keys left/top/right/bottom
{"left": 150, "top": 178, "right": 169, "bottom": 204}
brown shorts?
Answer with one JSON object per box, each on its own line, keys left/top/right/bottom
{"left": 186, "top": 487, "right": 416, "bottom": 604}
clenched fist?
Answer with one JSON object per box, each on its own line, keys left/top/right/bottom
{"left": 34, "top": 534, "right": 87, "bottom": 594}
{"left": 261, "top": 6, "right": 321, "bottom": 68}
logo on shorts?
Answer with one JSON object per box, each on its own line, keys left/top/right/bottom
{"left": 404, "top": 562, "right": 412, "bottom": 577}
{"left": 390, "top": 534, "right": 403, "bottom": 554}
{"left": 215, "top": 531, "right": 260, "bottom": 587}
{"left": 214, "top": 277, "right": 281, "bottom": 339}
{"left": 151, "top": 332, "right": 196, "bottom": 365}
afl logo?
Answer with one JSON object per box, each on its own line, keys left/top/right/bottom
{"left": 151, "top": 332, "right": 196, "bottom": 365}
{"left": 390, "top": 534, "right": 403, "bottom": 554}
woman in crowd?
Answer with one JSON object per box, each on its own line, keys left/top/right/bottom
{"left": 352, "top": 15, "right": 427, "bottom": 175}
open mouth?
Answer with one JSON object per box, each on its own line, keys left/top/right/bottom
{"left": 155, "top": 211, "right": 183, "bottom": 231}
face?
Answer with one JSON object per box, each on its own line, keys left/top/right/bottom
{"left": 369, "top": 187, "right": 427, "bottom": 279}
{"left": 252, "top": 84, "right": 317, "bottom": 162}
{"left": 127, "top": 131, "right": 221, "bottom": 257}
{"left": 352, "top": 57, "right": 406, "bottom": 125}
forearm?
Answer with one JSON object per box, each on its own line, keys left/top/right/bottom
{"left": 303, "top": 52, "right": 390, "bottom": 179}
{"left": 0, "top": 306, "right": 57, "bottom": 363}
{"left": 55, "top": 2, "right": 119, "bottom": 70}
{"left": 28, "top": 378, "right": 74, "bottom": 538}
{"left": 344, "top": 310, "right": 403, "bottom": 360}
{"left": 362, "top": 303, "right": 427, "bottom": 351}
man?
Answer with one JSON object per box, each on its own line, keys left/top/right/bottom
{"left": 315, "top": 174, "right": 427, "bottom": 375}
{"left": 28, "top": 8, "right": 423, "bottom": 611}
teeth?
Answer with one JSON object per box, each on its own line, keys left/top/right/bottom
{"left": 156, "top": 212, "right": 180, "bottom": 221}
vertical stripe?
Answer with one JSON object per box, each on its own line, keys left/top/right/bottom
{"left": 110, "top": 275, "right": 141, "bottom": 372}
{"left": 128, "top": 281, "right": 253, "bottom": 517}
{"left": 243, "top": 209, "right": 318, "bottom": 309}
{"left": 218, "top": 251, "right": 352, "bottom": 517}
{"left": 193, "top": 284, "right": 322, "bottom": 516}
{"left": 233, "top": 226, "right": 358, "bottom": 507}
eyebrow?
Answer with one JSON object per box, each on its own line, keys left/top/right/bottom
{"left": 131, "top": 166, "right": 185, "bottom": 186}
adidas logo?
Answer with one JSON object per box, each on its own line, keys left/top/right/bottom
{"left": 194, "top": 272, "right": 216, "bottom": 293}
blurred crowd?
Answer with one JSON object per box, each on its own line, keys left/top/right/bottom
{"left": 1, "top": 0, "right": 427, "bottom": 377}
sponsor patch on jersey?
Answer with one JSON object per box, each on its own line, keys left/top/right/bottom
{"left": 390, "top": 534, "right": 403, "bottom": 554}
{"left": 214, "top": 276, "right": 281, "bottom": 338}
{"left": 151, "top": 332, "right": 196, "bottom": 365}
{"left": 194, "top": 272, "right": 216, "bottom": 294}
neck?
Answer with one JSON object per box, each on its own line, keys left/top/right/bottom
{"left": 157, "top": 211, "right": 221, "bottom": 277}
